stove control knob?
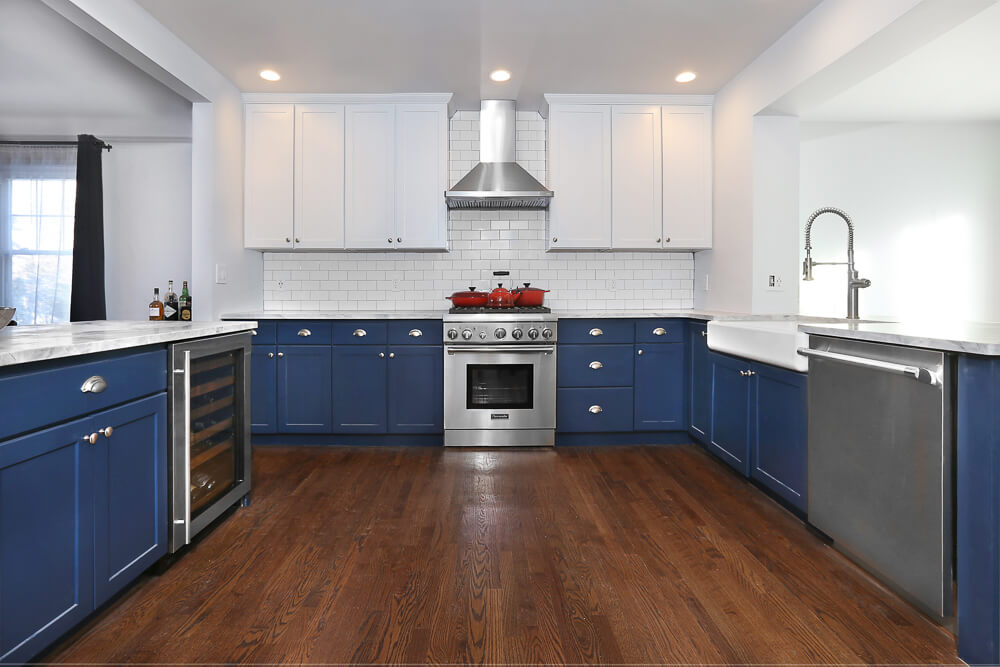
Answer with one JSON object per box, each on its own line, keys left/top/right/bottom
{"left": 462, "top": 329, "right": 473, "bottom": 340}
{"left": 527, "top": 328, "right": 539, "bottom": 340}
{"left": 479, "top": 331, "right": 488, "bottom": 340}
{"left": 541, "top": 328, "right": 553, "bottom": 339}
{"left": 447, "top": 329, "right": 458, "bottom": 340}
{"left": 494, "top": 328, "right": 507, "bottom": 339}
{"left": 511, "top": 328, "right": 523, "bottom": 340}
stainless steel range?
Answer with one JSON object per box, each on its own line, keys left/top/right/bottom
{"left": 443, "top": 307, "right": 557, "bottom": 447}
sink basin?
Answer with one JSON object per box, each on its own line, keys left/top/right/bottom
{"left": 707, "top": 319, "right": 809, "bottom": 372}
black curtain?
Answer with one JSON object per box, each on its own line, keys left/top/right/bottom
{"left": 70, "top": 134, "right": 106, "bottom": 321}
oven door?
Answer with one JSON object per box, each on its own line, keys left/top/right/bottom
{"left": 444, "top": 345, "right": 556, "bottom": 431}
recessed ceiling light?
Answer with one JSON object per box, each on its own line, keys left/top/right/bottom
{"left": 259, "top": 69, "right": 281, "bottom": 82}
{"left": 490, "top": 69, "right": 511, "bottom": 83}
{"left": 675, "top": 71, "right": 697, "bottom": 84}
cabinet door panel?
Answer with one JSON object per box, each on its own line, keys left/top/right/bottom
{"left": 752, "top": 364, "right": 807, "bottom": 511}
{"left": 295, "top": 104, "right": 345, "bottom": 249}
{"left": 709, "top": 353, "right": 751, "bottom": 475}
{"left": 388, "top": 345, "right": 442, "bottom": 433}
{"left": 0, "top": 418, "right": 94, "bottom": 663}
{"left": 689, "top": 322, "right": 711, "bottom": 440}
{"left": 547, "top": 105, "right": 611, "bottom": 249}
{"left": 277, "top": 346, "right": 333, "bottom": 433}
{"left": 345, "top": 105, "right": 396, "bottom": 249}
{"left": 557, "top": 387, "right": 633, "bottom": 433}
{"left": 93, "top": 394, "right": 168, "bottom": 607}
{"left": 250, "top": 346, "right": 277, "bottom": 433}
{"left": 558, "top": 344, "right": 634, "bottom": 388}
{"left": 634, "top": 343, "right": 684, "bottom": 430}
{"left": 332, "top": 347, "right": 388, "bottom": 433}
{"left": 611, "top": 105, "right": 662, "bottom": 249}
{"left": 396, "top": 105, "right": 447, "bottom": 249}
{"left": 662, "top": 106, "right": 712, "bottom": 249}
{"left": 244, "top": 104, "right": 294, "bottom": 249}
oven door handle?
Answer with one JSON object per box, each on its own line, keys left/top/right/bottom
{"left": 447, "top": 345, "right": 556, "bottom": 354}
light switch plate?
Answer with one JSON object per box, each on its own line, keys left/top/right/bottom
{"left": 215, "top": 264, "right": 229, "bottom": 284}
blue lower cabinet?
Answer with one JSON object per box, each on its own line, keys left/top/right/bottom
{"left": 558, "top": 344, "right": 634, "bottom": 387}
{"left": 250, "top": 346, "right": 277, "bottom": 433}
{"left": 750, "top": 363, "right": 807, "bottom": 511}
{"left": 277, "top": 345, "right": 333, "bottom": 433}
{"left": 634, "top": 343, "right": 684, "bottom": 431}
{"left": 0, "top": 417, "right": 95, "bottom": 664}
{"left": 91, "top": 394, "right": 168, "bottom": 607}
{"left": 688, "top": 321, "right": 711, "bottom": 441}
{"left": 708, "top": 352, "right": 752, "bottom": 475}
{"left": 557, "top": 387, "right": 634, "bottom": 432}
{"left": 388, "top": 345, "right": 442, "bottom": 433}
{"left": 332, "top": 346, "right": 388, "bottom": 433}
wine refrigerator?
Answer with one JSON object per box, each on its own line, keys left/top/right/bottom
{"left": 167, "top": 332, "right": 252, "bottom": 552}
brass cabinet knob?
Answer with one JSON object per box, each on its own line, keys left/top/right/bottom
{"left": 387, "top": 238, "right": 393, "bottom": 243}
{"left": 701, "top": 330, "right": 708, "bottom": 337}
{"left": 379, "top": 352, "right": 385, "bottom": 358}
{"left": 83, "top": 433, "right": 98, "bottom": 445}
{"left": 397, "top": 237, "right": 402, "bottom": 243}
{"left": 657, "top": 237, "right": 662, "bottom": 243}
{"left": 295, "top": 237, "right": 300, "bottom": 243}
{"left": 665, "top": 237, "right": 671, "bottom": 243}
{"left": 99, "top": 426, "right": 113, "bottom": 438}
{"left": 277, "top": 352, "right": 284, "bottom": 358}
{"left": 389, "top": 352, "right": 395, "bottom": 359}
{"left": 267, "top": 352, "right": 274, "bottom": 358}
{"left": 285, "top": 237, "right": 291, "bottom": 243}
{"left": 637, "top": 349, "right": 644, "bottom": 355}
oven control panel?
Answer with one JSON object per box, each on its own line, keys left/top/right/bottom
{"left": 443, "top": 320, "right": 556, "bottom": 344}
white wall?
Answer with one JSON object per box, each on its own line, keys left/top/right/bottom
{"left": 800, "top": 121, "right": 1000, "bottom": 322}
{"left": 102, "top": 142, "right": 192, "bottom": 319}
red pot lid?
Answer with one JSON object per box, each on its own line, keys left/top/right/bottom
{"left": 450, "top": 287, "right": 488, "bottom": 297}
{"left": 513, "top": 282, "right": 548, "bottom": 292}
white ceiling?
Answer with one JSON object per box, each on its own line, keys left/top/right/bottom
{"left": 133, "top": 0, "right": 822, "bottom": 111}
{"left": 802, "top": 1, "right": 1000, "bottom": 122}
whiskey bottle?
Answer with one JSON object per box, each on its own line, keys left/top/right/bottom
{"left": 179, "top": 281, "right": 192, "bottom": 321}
{"left": 148, "top": 288, "right": 164, "bottom": 321}
{"left": 164, "top": 280, "right": 179, "bottom": 321}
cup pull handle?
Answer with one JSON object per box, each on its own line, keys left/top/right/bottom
{"left": 297, "top": 328, "right": 312, "bottom": 337}
{"left": 652, "top": 327, "right": 667, "bottom": 336}
{"left": 408, "top": 329, "right": 422, "bottom": 337}
{"left": 589, "top": 361, "right": 603, "bottom": 370}
{"left": 353, "top": 329, "right": 367, "bottom": 337}
{"left": 589, "top": 405, "right": 603, "bottom": 414}
{"left": 589, "top": 328, "right": 603, "bottom": 337}
{"left": 81, "top": 375, "right": 107, "bottom": 394}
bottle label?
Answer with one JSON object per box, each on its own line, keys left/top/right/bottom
{"left": 181, "top": 309, "right": 191, "bottom": 321}
{"left": 149, "top": 307, "right": 160, "bottom": 318}
{"left": 164, "top": 305, "right": 177, "bottom": 318}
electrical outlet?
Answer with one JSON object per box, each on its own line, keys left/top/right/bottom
{"left": 276, "top": 280, "right": 285, "bottom": 290}
{"left": 393, "top": 279, "right": 401, "bottom": 290}
{"left": 766, "top": 274, "right": 785, "bottom": 291}
{"left": 607, "top": 278, "right": 616, "bottom": 289}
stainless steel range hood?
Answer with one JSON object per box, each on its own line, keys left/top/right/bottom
{"left": 445, "top": 100, "right": 553, "bottom": 210}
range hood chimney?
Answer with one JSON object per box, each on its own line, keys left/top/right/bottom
{"left": 445, "top": 100, "right": 553, "bottom": 210}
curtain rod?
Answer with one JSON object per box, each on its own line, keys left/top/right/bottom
{"left": 0, "top": 139, "right": 112, "bottom": 152}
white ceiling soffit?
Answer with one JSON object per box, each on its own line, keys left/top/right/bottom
{"left": 134, "top": 0, "right": 822, "bottom": 111}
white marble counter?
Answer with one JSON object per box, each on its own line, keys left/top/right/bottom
{"left": 0, "top": 320, "right": 257, "bottom": 367}
{"left": 223, "top": 310, "right": 446, "bottom": 320}
{"left": 799, "top": 320, "right": 1000, "bottom": 356}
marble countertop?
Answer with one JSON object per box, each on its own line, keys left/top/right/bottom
{"left": 0, "top": 320, "right": 257, "bottom": 367}
{"left": 222, "top": 309, "right": 738, "bottom": 321}
{"left": 799, "top": 320, "right": 1000, "bottom": 356}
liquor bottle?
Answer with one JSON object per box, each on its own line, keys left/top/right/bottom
{"left": 148, "top": 288, "right": 164, "bottom": 321}
{"left": 164, "top": 280, "right": 179, "bottom": 321}
{"left": 179, "top": 281, "right": 192, "bottom": 321}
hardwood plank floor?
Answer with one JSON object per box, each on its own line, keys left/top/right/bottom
{"left": 46, "top": 445, "right": 960, "bottom": 664}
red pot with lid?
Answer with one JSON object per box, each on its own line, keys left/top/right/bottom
{"left": 512, "top": 282, "right": 549, "bottom": 307}
{"left": 445, "top": 287, "right": 488, "bottom": 307}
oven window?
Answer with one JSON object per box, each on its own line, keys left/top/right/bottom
{"left": 467, "top": 364, "right": 533, "bottom": 409}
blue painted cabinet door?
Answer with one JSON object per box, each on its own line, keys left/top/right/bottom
{"left": 92, "top": 394, "right": 168, "bottom": 607}
{"left": 250, "top": 345, "right": 277, "bottom": 433}
{"left": 709, "top": 353, "right": 752, "bottom": 476}
{"left": 388, "top": 345, "right": 443, "bottom": 434}
{"left": 277, "top": 345, "right": 333, "bottom": 433}
{"left": 750, "top": 363, "right": 807, "bottom": 512}
{"left": 0, "top": 417, "right": 95, "bottom": 664}
{"left": 332, "top": 346, "right": 388, "bottom": 433}
{"left": 634, "top": 343, "right": 684, "bottom": 430}
{"left": 688, "top": 322, "right": 711, "bottom": 441}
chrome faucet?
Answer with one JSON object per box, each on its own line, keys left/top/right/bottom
{"left": 803, "top": 207, "right": 871, "bottom": 319}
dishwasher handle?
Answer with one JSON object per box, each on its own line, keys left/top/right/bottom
{"left": 797, "top": 347, "right": 941, "bottom": 386}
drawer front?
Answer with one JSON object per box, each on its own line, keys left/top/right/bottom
{"left": 277, "top": 321, "right": 332, "bottom": 345}
{"left": 558, "top": 344, "right": 634, "bottom": 387}
{"left": 388, "top": 320, "right": 443, "bottom": 345}
{"left": 333, "top": 322, "right": 387, "bottom": 345}
{"left": 635, "top": 319, "right": 684, "bottom": 343}
{"left": 557, "top": 387, "right": 634, "bottom": 432}
{"left": 558, "top": 319, "right": 635, "bottom": 344}
{"left": 0, "top": 348, "right": 167, "bottom": 442}
{"left": 250, "top": 321, "right": 276, "bottom": 345}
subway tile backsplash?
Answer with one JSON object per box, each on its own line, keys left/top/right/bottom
{"left": 261, "top": 110, "right": 695, "bottom": 312}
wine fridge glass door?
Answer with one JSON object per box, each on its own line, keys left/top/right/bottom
{"left": 188, "top": 350, "right": 240, "bottom": 517}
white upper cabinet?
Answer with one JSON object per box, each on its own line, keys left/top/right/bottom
{"left": 395, "top": 104, "right": 448, "bottom": 250}
{"left": 611, "top": 105, "right": 662, "bottom": 249}
{"left": 662, "top": 105, "right": 712, "bottom": 249}
{"left": 295, "top": 104, "right": 345, "bottom": 249}
{"left": 244, "top": 104, "right": 294, "bottom": 249}
{"left": 547, "top": 104, "right": 612, "bottom": 249}
{"left": 345, "top": 104, "right": 396, "bottom": 249}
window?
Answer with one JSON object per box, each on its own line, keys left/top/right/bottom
{"left": 0, "top": 145, "right": 76, "bottom": 324}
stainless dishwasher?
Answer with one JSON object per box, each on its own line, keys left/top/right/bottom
{"left": 799, "top": 335, "right": 954, "bottom": 621}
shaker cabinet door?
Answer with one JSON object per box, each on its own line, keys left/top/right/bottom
{"left": 345, "top": 104, "right": 396, "bottom": 249}
{"left": 332, "top": 346, "right": 388, "bottom": 433}
{"left": 277, "top": 346, "right": 333, "bottom": 433}
{"left": 250, "top": 346, "right": 278, "bottom": 434}
{"left": 295, "top": 104, "right": 345, "bottom": 249}
{"left": 395, "top": 105, "right": 448, "bottom": 249}
{"left": 662, "top": 105, "right": 712, "bottom": 249}
{"left": 611, "top": 105, "right": 663, "bottom": 249}
{"left": 709, "top": 353, "right": 752, "bottom": 475}
{"left": 633, "top": 343, "right": 684, "bottom": 430}
{"left": 244, "top": 103, "right": 295, "bottom": 249}
{"left": 388, "top": 345, "right": 443, "bottom": 433}
{"left": 689, "top": 321, "right": 711, "bottom": 440}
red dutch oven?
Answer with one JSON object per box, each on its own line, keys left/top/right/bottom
{"left": 512, "top": 283, "right": 549, "bottom": 307}
{"left": 446, "top": 287, "right": 488, "bottom": 307}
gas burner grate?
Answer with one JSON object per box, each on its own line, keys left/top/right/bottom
{"left": 448, "top": 306, "right": 552, "bottom": 314}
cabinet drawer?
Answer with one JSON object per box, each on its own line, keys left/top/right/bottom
{"left": 558, "top": 319, "right": 634, "bottom": 344}
{"left": 388, "top": 320, "right": 442, "bottom": 345}
{"left": 0, "top": 348, "right": 167, "bottom": 442}
{"left": 333, "top": 322, "right": 387, "bottom": 345}
{"left": 276, "top": 321, "right": 332, "bottom": 345}
{"left": 250, "top": 321, "right": 276, "bottom": 345}
{"left": 558, "top": 345, "right": 634, "bottom": 387}
{"left": 557, "top": 387, "right": 634, "bottom": 432}
{"left": 635, "top": 319, "right": 684, "bottom": 343}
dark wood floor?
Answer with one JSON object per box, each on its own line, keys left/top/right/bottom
{"left": 47, "top": 445, "right": 959, "bottom": 665}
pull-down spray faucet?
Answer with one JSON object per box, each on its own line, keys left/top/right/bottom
{"left": 803, "top": 207, "right": 871, "bottom": 320}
